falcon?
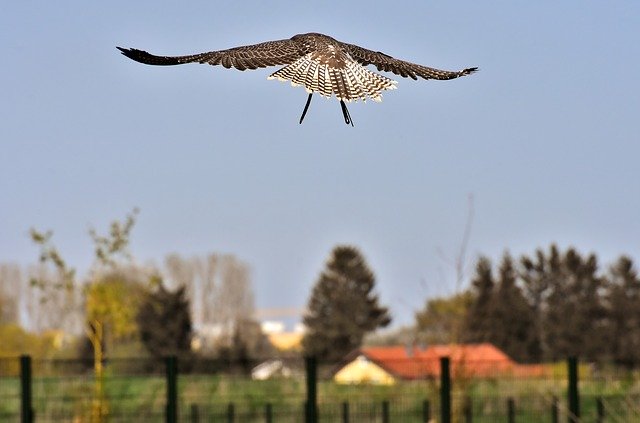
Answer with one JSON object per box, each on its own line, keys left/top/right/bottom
{"left": 117, "top": 33, "right": 477, "bottom": 126}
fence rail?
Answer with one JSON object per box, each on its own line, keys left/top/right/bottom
{"left": 1, "top": 355, "right": 638, "bottom": 422}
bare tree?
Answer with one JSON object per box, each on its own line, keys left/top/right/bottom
{"left": 25, "top": 262, "right": 82, "bottom": 334}
{"left": 212, "top": 255, "right": 255, "bottom": 341}
{"left": 193, "top": 254, "right": 219, "bottom": 326}
{"left": 0, "top": 263, "right": 21, "bottom": 324}
{"left": 159, "top": 253, "right": 257, "bottom": 355}
{"left": 164, "top": 253, "right": 197, "bottom": 324}
{"left": 164, "top": 254, "right": 196, "bottom": 293}
{"left": 161, "top": 253, "right": 221, "bottom": 329}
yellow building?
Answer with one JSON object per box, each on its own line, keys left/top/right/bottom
{"left": 334, "top": 355, "right": 396, "bottom": 385}
{"left": 267, "top": 332, "right": 303, "bottom": 351}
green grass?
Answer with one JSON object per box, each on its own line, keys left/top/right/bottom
{"left": 1, "top": 371, "right": 640, "bottom": 421}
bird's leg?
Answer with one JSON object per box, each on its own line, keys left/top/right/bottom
{"left": 340, "top": 100, "right": 354, "bottom": 127}
{"left": 299, "top": 93, "right": 313, "bottom": 124}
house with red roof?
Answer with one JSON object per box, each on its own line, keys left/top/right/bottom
{"left": 334, "top": 343, "right": 544, "bottom": 384}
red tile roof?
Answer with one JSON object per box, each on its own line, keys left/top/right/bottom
{"left": 358, "top": 343, "right": 541, "bottom": 379}
{"left": 359, "top": 346, "right": 434, "bottom": 379}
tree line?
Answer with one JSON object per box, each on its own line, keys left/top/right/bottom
{"left": 416, "top": 244, "right": 640, "bottom": 366}
{"left": 3, "top": 210, "right": 639, "bottom": 369}
{"left": 0, "top": 212, "right": 391, "bottom": 366}
{"left": 0, "top": 210, "right": 271, "bottom": 362}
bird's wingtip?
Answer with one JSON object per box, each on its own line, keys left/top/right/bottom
{"left": 116, "top": 46, "right": 145, "bottom": 58}
{"left": 462, "top": 67, "right": 479, "bottom": 75}
{"left": 116, "top": 46, "right": 134, "bottom": 57}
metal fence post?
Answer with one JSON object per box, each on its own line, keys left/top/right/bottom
{"left": 190, "top": 403, "right": 199, "bottom": 423}
{"left": 381, "top": 400, "right": 390, "bottom": 423}
{"left": 440, "top": 357, "right": 451, "bottom": 423}
{"left": 342, "top": 401, "right": 349, "bottom": 423}
{"left": 266, "top": 403, "right": 273, "bottom": 423}
{"left": 463, "top": 397, "right": 472, "bottom": 423}
{"left": 422, "top": 399, "right": 430, "bottom": 423}
{"left": 166, "top": 356, "right": 178, "bottom": 423}
{"left": 507, "top": 397, "right": 515, "bottom": 423}
{"left": 20, "top": 355, "right": 33, "bottom": 423}
{"left": 567, "top": 357, "right": 579, "bottom": 423}
{"left": 227, "top": 402, "right": 235, "bottom": 423}
{"left": 596, "top": 397, "right": 604, "bottom": 423}
{"left": 305, "top": 356, "right": 317, "bottom": 423}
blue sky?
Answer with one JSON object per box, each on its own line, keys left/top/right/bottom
{"left": 2, "top": 2, "right": 639, "bottom": 327}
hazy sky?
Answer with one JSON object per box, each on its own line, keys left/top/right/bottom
{"left": 2, "top": 2, "right": 639, "bottom": 327}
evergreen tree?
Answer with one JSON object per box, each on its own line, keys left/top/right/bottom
{"left": 519, "top": 245, "right": 561, "bottom": 361}
{"left": 544, "top": 248, "right": 607, "bottom": 361}
{"left": 137, "top": 278, "right": 193, "bottom": 359}
{"left": 463, "top": 254, "right": 538, "bottom": 362}
{"left": 302, "top": 245, "right": 391, "bottom": 362}
{"left": 491, "top": 253, "right": 538, "bottom": 362}
{"left": 463, "top": 256, "right": 496, "bottom": 343}
{"left": 453, "top": 245, "right": 640, "bottom": 364}
{"left": 607, "top": 256, "right": 640, "bottom": 367}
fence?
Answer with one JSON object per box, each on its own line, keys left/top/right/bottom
{"left": 1, "top": 354, "right": 639, "bottom": 422}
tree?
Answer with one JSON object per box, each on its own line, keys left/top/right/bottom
{"left": 415, "top": 291, "right": 472, "bottom": 345}
{"left": 421, "top": 244, "right": 640, "bottom": 364}
{"left": 136, "top": 277, "right": 193, "bottom": 359}
{"left": 0, "top": 263, "right": 21, "bottom": 324}
{"left": 29, "top": 231, "right": 80, "bottom": 334}
{"left": 164, "top": 253, "right": 221, "bottom": 328}
{"left": 302, "top": 245, "right": 391, "bottom": 362}
{"left": 464, "top": 246, "right": 610, "bottom": 362}
{"left": 164, "top": 254, "right": 197, "bottom": 318}
{"left": 194, "top": 254, "right": 219, "bottom": 326}
{"left": 215, "top": 318, "right": 275, "bottom": 372}
{"left": 161, "top": 253, "right": 264, "bottom": 358}
{"left": 463, "top": 256, "right": 496, "bottom": 344}
{"left": 607, "top": 256, "right": 640, "bottom": 367}
{"left": 490, "top": 253, "right": 538, "bottom": 362}
{"left": 0, "top": 323, "right": 57, "bottom": 359}
{"left": 519, "top": 245, "right": 561, "bottom": 362}
{"left": 543, "top": 248, "right": 607, "bottom": 361}
{"left": 462, "top": 254, "right": 538, "bottom": 362}
{"left": 84, "top": 271, "right": 142, "bottom": 355}
{"left": 30, "top": 208, "right": 141, "bottom": 422}
{"left": 211, "top": 255, "right": 255, "bottom": 342}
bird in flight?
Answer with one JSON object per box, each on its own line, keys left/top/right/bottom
{"left": 117, "top": 33, "right": 477, "bottom": 126}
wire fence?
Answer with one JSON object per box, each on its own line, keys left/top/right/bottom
{"left": 1, "top": 355, "right": 640, "bottom": 422}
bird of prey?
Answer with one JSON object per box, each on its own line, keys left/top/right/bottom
{"left": 117, "top": 32, "right": 477, "bottom": 126}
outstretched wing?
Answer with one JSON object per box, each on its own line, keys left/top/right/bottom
{"left": 340, "top": 42, "right": 477, "bottom": 81}
{"left": 117, "top": 38, "right": 303, "bottom": 71}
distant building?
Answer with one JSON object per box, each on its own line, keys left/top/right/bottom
{"left": 334, "top": 354, "right": 396, "bottom": 385}
{"left": 251, "top": 359, "right": 292, "bottom": 380}
{"left": 334, "top": 343, "right": 544, "bottom": 384}
{"left": 261, "top": 321, "right": 305, "bottom": 352}
{"left": 261, "top": 320, "right": 286, "bottom": 335}
{"left": 267, "top": 332, "right": 304, "bottom": 351}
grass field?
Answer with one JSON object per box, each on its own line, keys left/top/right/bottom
{"left": 1, "top": 361, "right": 640, "bottom": 422}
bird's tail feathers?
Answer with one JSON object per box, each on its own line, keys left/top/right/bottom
{"left": 268, "top": 54, "right": 397, "bottom": 102}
